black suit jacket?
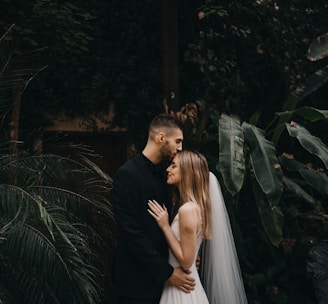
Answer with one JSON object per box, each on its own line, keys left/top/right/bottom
{"left": 112, "top": 153, "right": 173, "bottom": 300}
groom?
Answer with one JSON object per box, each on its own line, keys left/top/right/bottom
{"left": 112, "top": 114, "right": 195, "bottom": 304}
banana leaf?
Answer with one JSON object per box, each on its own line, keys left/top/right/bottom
{"left": 286, "top": 123, "right": 328, "bottom": 170}
{"left": 283, "top": 176, "right": 317, "bottom": 206}
{"left": 243, "top": 122, "right": 283, "bottom": 206}
{"left": 271, "top": 65, "right": 328, "bottom": 144}
{"left": 292, "top": 65, "right": 328, "bottom": 103}
{"left": 307, "top": 32, "right": 328, "bottom": 62}
{"left": 217, "top": 114, "right": 245, "bottom": 196}
{"left": 293, "top": 106, "right": 328, "bottom": 122}
{"left": 252, "top": 178, "right": 283, "bottom": 247}
{"left": 275, "top": 107, "right": 328, "bottom": 124}
{"left": 270, "top": 111, "right": 293, "bottom": 145}
{"left": 278, "top": 157, "right": 305, "bottom": 172}
{"left": 298, "top": 169, "right": 328, "bottom": 198}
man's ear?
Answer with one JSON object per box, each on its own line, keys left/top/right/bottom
{"left": 157, "top": 132, "right": 165, "bottom": 143}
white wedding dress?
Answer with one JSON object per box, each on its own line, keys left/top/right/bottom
{"left": 159, "top": 213, "right": 209, "bottom": 304}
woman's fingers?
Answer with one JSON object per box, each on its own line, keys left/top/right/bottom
{"left": 147, "top": 201, "right": 163, "bottom": 219}
{"left": 148, "top": 200, "right": 164, "bottom": 213}
{"left": 147, "top": 209, "right": 158, "bottom": 221}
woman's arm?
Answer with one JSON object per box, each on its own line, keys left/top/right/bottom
{"left": 148, "top": 200, "right": 199, "bottom": 270}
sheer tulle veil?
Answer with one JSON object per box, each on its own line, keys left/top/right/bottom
{"left": 200, "top": 172, "right": 248, "bottom": 304}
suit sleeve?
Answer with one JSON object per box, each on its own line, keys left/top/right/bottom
{"left": 112, "top": 167, "right": 173, "bottom": 283}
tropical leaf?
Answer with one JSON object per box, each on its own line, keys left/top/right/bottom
{"left": 271, "top": 65, "right": 328, "bottom": 144}
{"left": 0, "top": 25, "right": 113, "bottom": 304}
{"left": 292, "top": 65, "right": 328, "bottom": 103}
{"left": 293, "top": 106, "right": 328, "bottom": 122}
{"left": 307, "top": 32, "right": 328, "bottom": 62}
{"left": 269, "top": 111, "right": 293, "bottom": 145}
{"left": 0, "top": 185, "right": 102, "bottom": 304}
{"left": 283, "top": 176, "right": 317, "bottom": 206}
{"left": 0, "top": 150, "right": 113, "bottom": 304}
{"left": 278, "top": 157, "right": 305, "bottom": 172}
{"left": 243, "top": 122, "right": 283, "bottom": 206}
{"left": 252, "top": 178, "right": 283, "bottom": 247}
{"left": 298, "top": 169, "right": 328, "bottom": 198}
{"left": 286, "top": 123, "right": 328, "bottom": 170}
{"left": 0, "top": 154, "right": 112, "bottom": 215}
{"left": 275, "top": 107, "right": 328, "bottom": 125}
{"left": 217, "top": 114, "right": 245, "bottom": 196}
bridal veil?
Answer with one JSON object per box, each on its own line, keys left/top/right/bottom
{"left": 200, "top": 172, "right": 248, "bottom": 304}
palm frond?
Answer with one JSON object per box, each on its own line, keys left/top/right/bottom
{"left": 2, "top": 205, "right": 102, "bottom": 304}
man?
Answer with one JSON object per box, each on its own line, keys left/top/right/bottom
{"left": 112, "top": 114, "right": 195, "bottom": 304}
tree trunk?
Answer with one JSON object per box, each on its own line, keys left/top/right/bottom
{"left": 162, "top": 0, "right": 180, "bottom": 111}
{"left": 10, "top": 81, "right": 22, "bottom": 154}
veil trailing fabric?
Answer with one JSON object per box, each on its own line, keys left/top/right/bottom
{"left": 200, "top": 172, "right": 248, "bottom": 304}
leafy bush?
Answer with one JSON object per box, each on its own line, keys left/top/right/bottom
{"left": 0, "top": 25, "right": 115, "bottom": 304}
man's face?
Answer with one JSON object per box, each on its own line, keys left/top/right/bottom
{"left": 159, "top": 128, "right": 183, "bottom": 161}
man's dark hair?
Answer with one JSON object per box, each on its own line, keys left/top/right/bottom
{"left": 149, "top": 114, "right": 183, "bottom": 134}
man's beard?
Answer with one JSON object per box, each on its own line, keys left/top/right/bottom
{"left": 159, "top": 142, "right": 174, "bottom": 161}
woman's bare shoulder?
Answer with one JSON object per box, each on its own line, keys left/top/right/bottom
{"left": 178, "top": 201, "right": 200, "bottom": 216}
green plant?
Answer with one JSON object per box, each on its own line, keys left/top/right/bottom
{"left": 172, "top": 29, "right": 328, "bottom": 303}
{"left": 0, "top": 24, "right": 115, "bottom": 304}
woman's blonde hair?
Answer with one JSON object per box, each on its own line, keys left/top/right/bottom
{"left": 173, "top": 150, "right": 211, "bottom": 239}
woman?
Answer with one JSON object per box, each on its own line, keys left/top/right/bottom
{"left": 148, "top": 150, "right": 248, "bottom": 304}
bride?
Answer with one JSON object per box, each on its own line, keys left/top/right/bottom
{"left": 148, "top": 150, "right": 248, "bottom": 304}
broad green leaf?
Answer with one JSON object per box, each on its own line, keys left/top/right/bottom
{"left": 293, "top": 106, "right": 328, "bottom": 122}
{"left": 283, "top": 176, "right": 317, "bottom": 206}
{"left": 278, "top": 157, "right": 305, "bottom": 172}
{"left": 299, "top": 169, "right": 328, "bottom": 198}
{"left": 283, "top": 92, "right": 299, "bottom": 112}
{"left": 275, "top": 107, "right": 328, "bottom": 123}
{"left": 252, "top": 178, "right": 283, "bottom": 247}
{"left": 276, "top": 64, "right": 328, "bottom": 118}
{"left": 307, "top": 33, "right": 328, "bottom": 62}
{"left": 243, "top": 122, "right": 283, "bottom": 206}
{"left": 286, "top": 123, "right": 328, "bottom": 170}
{"left": 270, "top": 111, "right": 293, "bottom": 145}
{"left": 259, "top": 205, "right": 283, "bottom": 248}
{"left": 217, "top": 114, "right": 245, "bottom": 196}
{"left": 292, "top": 65, "right": 328, "bottom": 102}
{"left": 271, "top": 106, "right": 328, "bottom": 144}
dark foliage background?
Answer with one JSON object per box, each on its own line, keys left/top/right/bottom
{"left": 1, "top": 1, "right": 328, "bottom": 303}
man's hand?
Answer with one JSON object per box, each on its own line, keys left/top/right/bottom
{"left": 168, "top": 267, "right": 195, "bottom": 293}
{"left": 196, "top": 255, "right": 200, "bottom": 270}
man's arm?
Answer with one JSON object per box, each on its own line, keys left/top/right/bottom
{"left": 112, "top": 168, "right": 173, "bottom": 283}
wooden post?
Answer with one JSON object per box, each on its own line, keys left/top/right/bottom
{"left": 162, "top": 0, "right": 179, "bottom": 111}
{"left": 10, "top": 81, "right": 22, "bottom": 155}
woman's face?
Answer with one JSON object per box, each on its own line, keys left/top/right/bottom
{"left": 166, "top": 155, "right": 181, "bottom": 186}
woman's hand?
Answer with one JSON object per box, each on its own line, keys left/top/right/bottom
{"left": 148, "top": 199, "right": 169, "bottom": 230}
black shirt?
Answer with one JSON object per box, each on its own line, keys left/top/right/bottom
{"left": 112, "top": 153, "right": 173, "bottom": 299}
